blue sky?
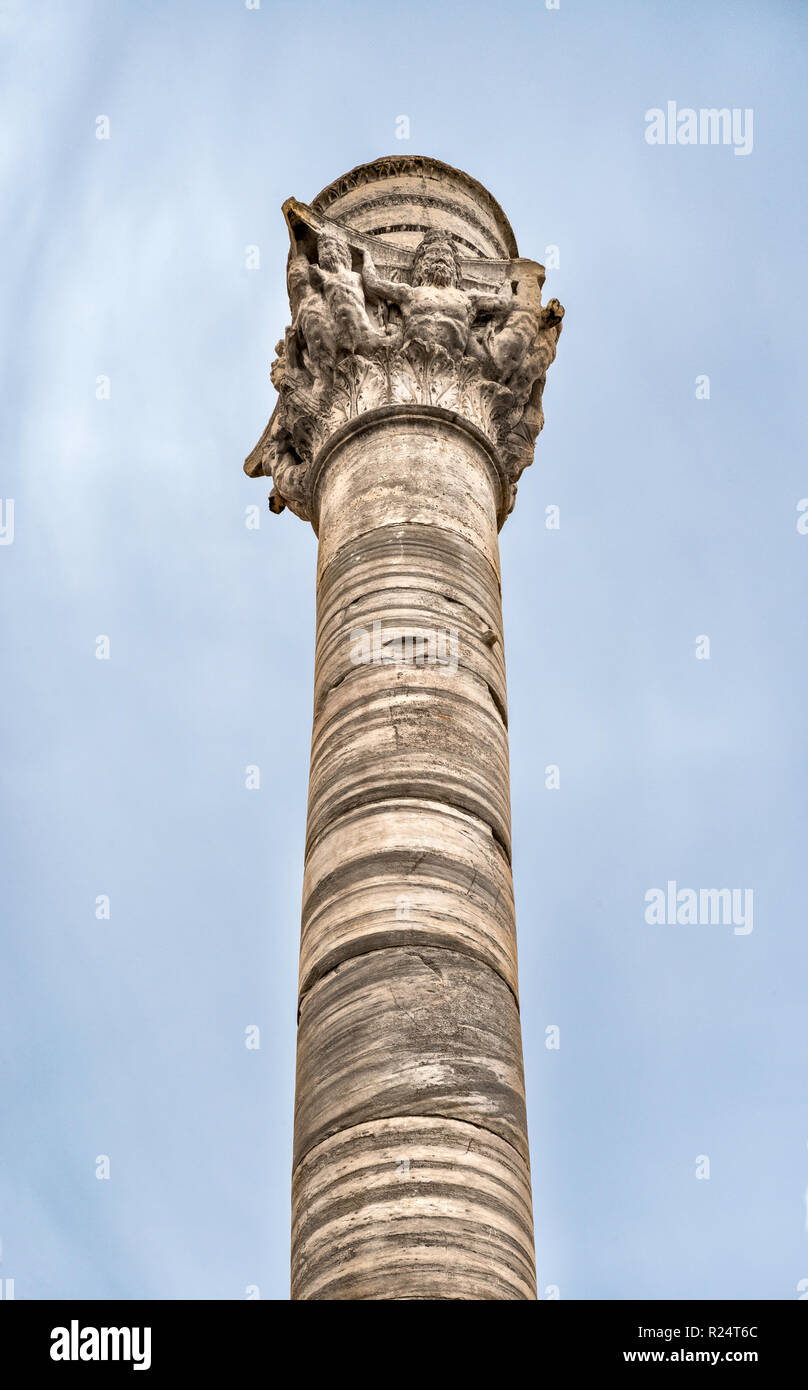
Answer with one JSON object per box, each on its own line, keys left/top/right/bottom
{"left": 1, "top": 0, "right": 806, "bottom": 1300}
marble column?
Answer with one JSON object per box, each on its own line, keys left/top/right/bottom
{"left": 244, "top": 157, "right": 563, "bottom": 1301}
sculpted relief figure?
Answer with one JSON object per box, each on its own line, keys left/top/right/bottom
{"left": 361, "top": 229, "right": 512, "bottom": 359}
{"left": 262, "top": 228, "right": 394, "bottom": 512}
{"left": 286, "top": 229, "right": 391, "bottom": 393}
{"left": 249, "top": 219, "right": 564, "bottom": 519}
{"left": 481, "top": 291, "right": 564, "bottom": 402}
{"left": 498, "top": 296, "right": 564, "bottom": 489}
{"left": 363, "top": 229, "right": 564, "bottom": 410}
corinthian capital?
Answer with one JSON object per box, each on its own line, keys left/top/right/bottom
{"left": 244, "top": 157, "right": 563, "bottom": 524}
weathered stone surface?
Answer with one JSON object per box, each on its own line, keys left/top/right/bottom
{"left": 313, "top": 412, "right": 504, "bottom": 561}
{"left": 243, "top": 156, "right": 563, "bottom": 1300}
{"left": 313, "top": 522, "right": 508, "bottom": 721}
{"left": 299, "top": 800, "right": 518, "bottom": 1000}
{"left": 306, "top": 424, "right": 509, "bottom": 839}
{"left": 244, "top": 156, "right": 563, "bottom": 523}
{"left": 293, "top": 946, "right": 529, "bottom": 1169}
{"left": 292, "top": 1117, "right": 536, "bottom": 1301}
{"left": 309, "top": 156, "right": 519, "bottom": 258}
{"left": 306, "top": 663, "right": 511, "bottom": 856}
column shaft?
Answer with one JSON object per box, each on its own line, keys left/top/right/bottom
{"left": 290, "top": 412, "right": 536, "bottom": 1300}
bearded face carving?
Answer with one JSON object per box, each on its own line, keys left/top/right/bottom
{"left": 411, "top": 230, "right": 463, "bottom": 289}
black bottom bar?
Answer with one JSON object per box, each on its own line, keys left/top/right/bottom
{"left": 1, "top": 1298, "right": 802, "bottom": 1377}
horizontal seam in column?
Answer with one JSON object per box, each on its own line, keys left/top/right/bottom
{"left": 304, "top": 791, "right": 512, "bottom": 866}
{"left": 316, "top": 663, "right": 509, "bottom": 730}
{"left": 298, "top": 938, "right": 521, "bottom": 1016}
{"left": 292, "top": 1111, "right": 532, "bottom": 1180}
{"left": 319, "top": 587, "right": 494, "bottom": 628}
{"left": 316, "top": 521, "right": 503, "bottom": 596}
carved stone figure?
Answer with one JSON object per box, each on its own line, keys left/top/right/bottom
{"left": 361, "top": 230, "right": 512, "bottom": 358}
{"left": 245, "top": 211, "right": 563, "bottom": 524}
{"left": 481, "top": 292, "right": 564, "bottom": 398}
{"left": 308, "top": 230, "right": 391, "bottom": 356}
{"left": 285, "top": 231, "right": 391, "bottom": 391}
{"left": 285, "top": 253, "right": 338, "bottom": 392}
